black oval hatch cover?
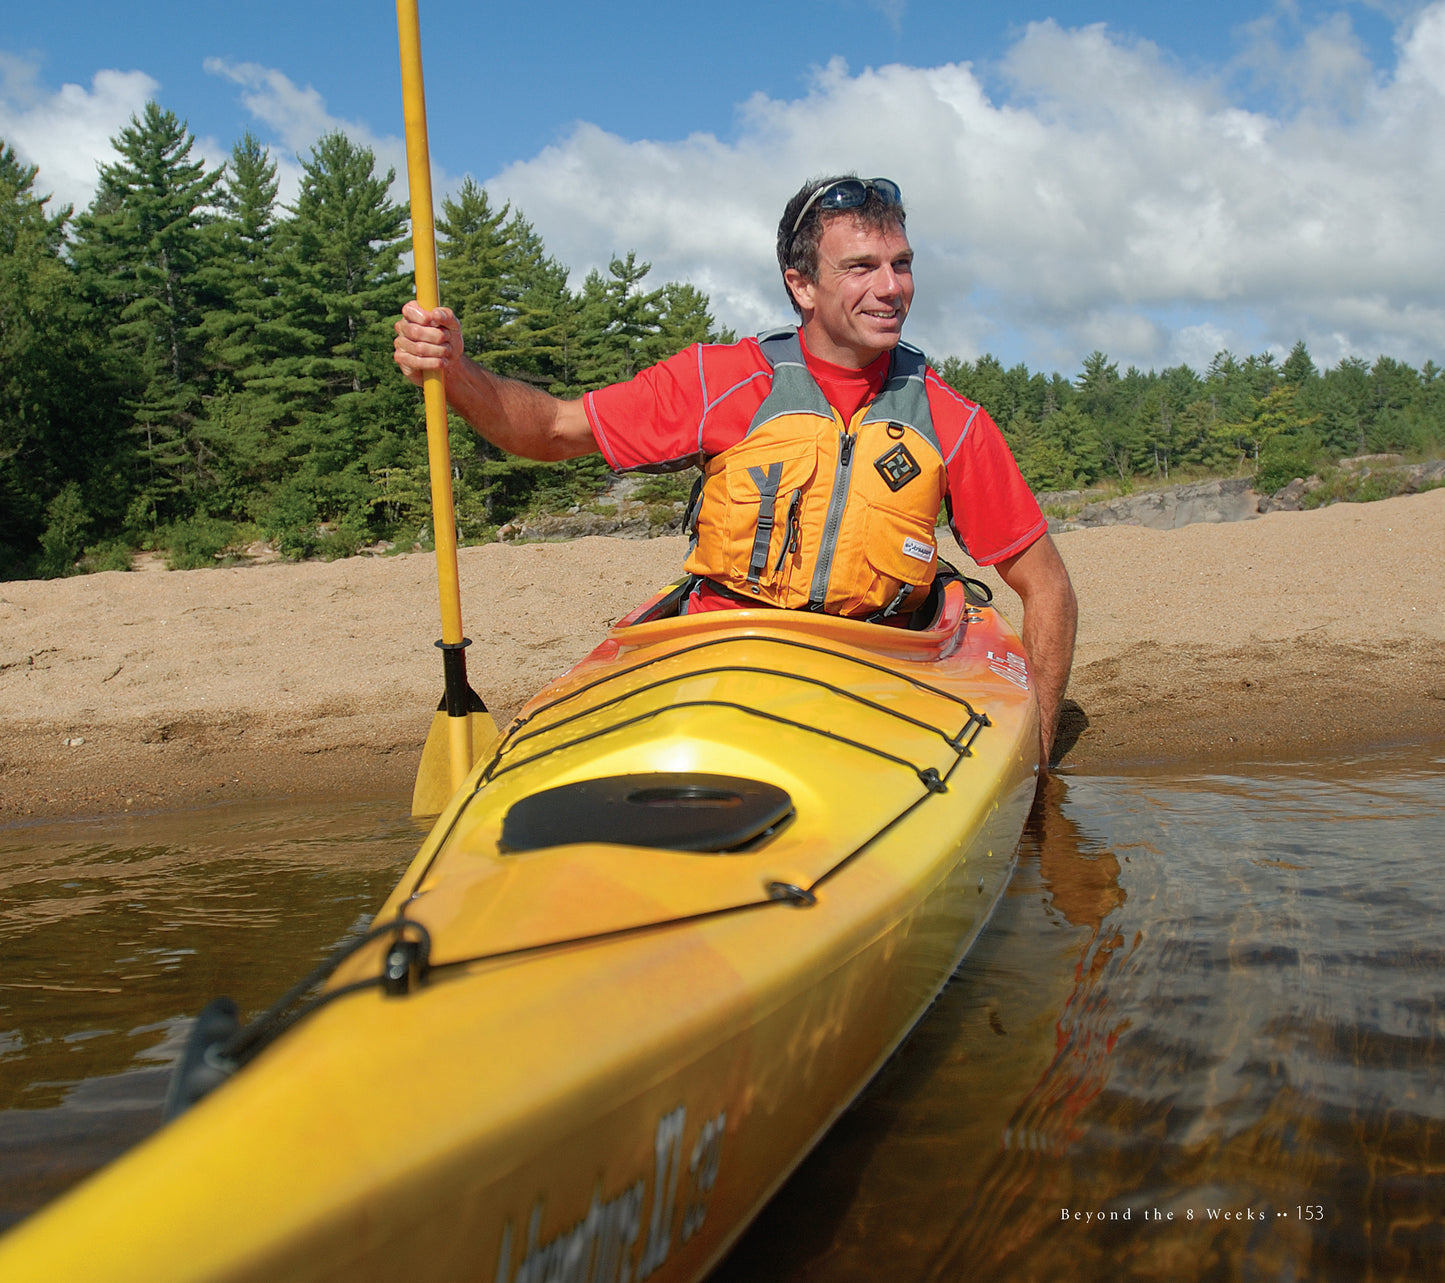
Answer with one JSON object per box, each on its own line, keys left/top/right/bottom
{"left": 499, "top": 773, "right": 794, "bottom": 854}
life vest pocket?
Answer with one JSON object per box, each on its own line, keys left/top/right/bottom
{"left": 831, "top": 495, "right": 939, "bottom": 617}
{"left": 689, "top": 441, "right": 818, "bottom": 594}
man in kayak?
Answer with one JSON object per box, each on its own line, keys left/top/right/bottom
{"left": 393, "top": 175, "right": 1078, "bottom": 771}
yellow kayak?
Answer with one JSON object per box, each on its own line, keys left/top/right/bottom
{"left": 0, "top": 577, "right": 1038, "bottom": 1282}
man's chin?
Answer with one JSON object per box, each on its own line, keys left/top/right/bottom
{"left": 863, "top": 316, "right": 905, "bottom": 342}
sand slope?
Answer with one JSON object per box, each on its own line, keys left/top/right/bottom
{"left": 2, "top": 489, "right": 1442, "bottom": 819}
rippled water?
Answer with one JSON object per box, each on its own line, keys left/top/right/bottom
{"left": 1, "top": 750, "right": 1442, "bottom": 1278}
{"left": 716, "top": 748, "right": 1445, "bottom": 1281}
{"left": 0, "top": 798, "right": 422, "bottom": 1230}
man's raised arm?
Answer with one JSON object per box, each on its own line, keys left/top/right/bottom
{"left": 392, "top": 301, "right": 598, "bottom": 461}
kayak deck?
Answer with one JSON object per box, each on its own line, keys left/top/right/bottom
{"left": 369, "top": 593, "right": 1006, "bottom": 965}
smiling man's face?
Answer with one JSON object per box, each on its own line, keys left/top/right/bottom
{"left": 785, "top": 214, "right": 915, "bottom": 369}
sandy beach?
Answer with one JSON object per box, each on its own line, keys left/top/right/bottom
{"left": 2, "top": 488, "right": 1442, "bottom": 820}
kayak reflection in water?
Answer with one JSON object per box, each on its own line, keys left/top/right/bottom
{"left": 928, "top": 780, "right": 1130, "bottom": 1279}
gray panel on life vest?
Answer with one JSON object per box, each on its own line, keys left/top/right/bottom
{"left": 749, "top": 329, "right": 834, "bottom": 433}
{"left": 751, "top": 329, "right": 941, "bottom": 457}
{"left": 861, "top": 342, "right": 941, "bottom": 458}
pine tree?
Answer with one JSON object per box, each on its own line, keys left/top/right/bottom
{"left": 649, "top": 281, "right": 731, "bottom": 361}
{"left": 1282, "top": 340, "right": 1317, "bottom": 387}
{"left": 261, "top": 132, "right": 412, "bottom": 552}
{"left": 436, "top": 177, "right": 512, "bottom": 359}
{"left": 573, "top": 252, "right": 664, "bottom": 389}
{"left": 1075, "top": 351, "right": 1119, "bottom": 421}
{"left": 1203, "top": 350, "right": 1255, "bottom": 428}
{"left": 278, "top": 132, "right": 409, "bottom": 404}
{"left": 192, "top": 133, "right": 285, "bottom": 512}
{"left": 1141, "top": 365, "right": 1203, "bottom": 480}
{"left": 0, "top": 143, "right": 129, "bottom": 575}
{"left": 492, "top": 231, "right": 578, "bottom": 390}
{"left": 941, "top": 355, "right": 997, "bottom": 415}
{"left": 1017, "top": 403, "right": 1100, "bottom": 491}
{"left": 1368, "top": 356, "right": 1419, "bottom": 440}
{"left": 71, "top": 103, "right": 224, "bottom": 527}
{"left": 199, "top": 132, "right": 280, "bottom": 387}
{"left": 1410, "top": 361, "right": 1445, "bottom": 452}
{"left": 1314, "top": 357, "right": 1372, "bottom": 456}
{"left": 1076, "top": 352, "right": 1145, "bottom": 481}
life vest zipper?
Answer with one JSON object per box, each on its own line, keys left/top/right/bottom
{"left": 808, "top": 428, "right": 857, "bottom": 608}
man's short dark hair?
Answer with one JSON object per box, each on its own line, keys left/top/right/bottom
{"left": 776, "top": 174, "right": 908, "bottom": 318}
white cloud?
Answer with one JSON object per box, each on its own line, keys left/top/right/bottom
{"left": 0, "top": 53, "right": 440, "bottom": 218}
{"left": 1235, "top": 10, "right": 1377, "bottom": 116}
{"left": 0, "top": 55, "right": 157, "bottom": 213}
{"left": 487, "top": 4, "right": 1445, "bottom": 373}
{"left": 203, "top": 58, "right": 454, "bottom": 210}
{"left": 7, "top": 7, "right": 1445, "bottom": 377}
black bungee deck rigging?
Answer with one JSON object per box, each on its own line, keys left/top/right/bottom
{"left": 404, "top": 629, "right": 991, "bottom": 901}
{"left": 169, "top": 622, "right": 1004, "bottom": 1120}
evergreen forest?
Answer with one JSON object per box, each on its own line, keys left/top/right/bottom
{"left": 4, "top": 105, "right": 1443, "bottom": 580}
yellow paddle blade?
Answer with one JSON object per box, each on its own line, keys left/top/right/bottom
{"left": 412, "top": 706, "right": 501, "bottom": 817}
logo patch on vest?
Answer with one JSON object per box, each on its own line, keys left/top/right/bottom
{"left": 902, "top": 536, "right": 935, "bottom": 563}
{"left": 874, "top": 441, "right": 922, "bottom": 491}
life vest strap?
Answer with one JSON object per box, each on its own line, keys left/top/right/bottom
{"left": 745, "top": 461, "right": 784, "bottom": 588}
{"left": 878, "top": 581, "right": 915, "bottom": 618}
{"left": 683, "top": 473, "right": 705, "bottom": 551}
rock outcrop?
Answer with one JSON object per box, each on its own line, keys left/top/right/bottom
{"left": 1049, "top": 478, "right": 1261, "bottom": 532}
{"left": 491, "top": 458, "right": 1445, "bottom": 543}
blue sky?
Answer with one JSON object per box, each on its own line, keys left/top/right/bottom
{"left": 4, "top": 0, "right": 1442, "bottom": 375}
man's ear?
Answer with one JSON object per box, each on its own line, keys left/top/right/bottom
{"left": 783, "top": 268, "right": 814, "bottom": 316}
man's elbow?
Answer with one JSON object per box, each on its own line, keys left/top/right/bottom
{"left": 1055, "top": 574, "right": 1079, "bottom": 623}
{"left": 537, "top": 400, "right": 599, "bottom": 462}
{"left": 1002, "top": 536, "right": 1075, "bottom": 613}
{"left": 1040, "top": 573, "right": 1078, "bottom": 642}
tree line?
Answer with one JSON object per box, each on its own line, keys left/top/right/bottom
{"left": 1, "top": 104, "right": 729, "bottom": 579}
{"left": 3, "top": 104, "right": 1443, "bottom": 579}
{"left": 943, "top": 345, "right": 1445, "bottom": 502}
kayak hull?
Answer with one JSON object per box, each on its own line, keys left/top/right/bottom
{"left": 0, "top": 582, "right": 1038, "bottom": 1281}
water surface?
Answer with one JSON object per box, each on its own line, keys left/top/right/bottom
{"left": 1, "top": 750, "right": 1441, "bottom": 1278}
{"left": 0, "top": 797, "right": 421, "bottom": 1228}
{"left": 716, "top": 748, "right": 1445, "bottom": 1281}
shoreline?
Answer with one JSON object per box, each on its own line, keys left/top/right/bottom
{"left": 3, "top": 490, "right": 1442, "bottom": 822}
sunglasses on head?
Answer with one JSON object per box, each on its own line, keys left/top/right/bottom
{"left": 786, "top": 177, "right": 904, "bottom": 260}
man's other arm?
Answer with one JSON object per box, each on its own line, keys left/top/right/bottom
{"left": 393, "top": 302, "right": 597, "bottom": 461}
{"left": 992, "top": 533, "right": 1078, "bottom": 776}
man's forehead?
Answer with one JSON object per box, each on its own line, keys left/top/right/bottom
{"left": 818, "top": 213, "right": 912, "bottom": 259}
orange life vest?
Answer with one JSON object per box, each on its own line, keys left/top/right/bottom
{"left": 684, "top": 329, "right": 946, "bottom": 618}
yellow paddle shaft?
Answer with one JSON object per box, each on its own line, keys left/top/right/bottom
{"left": 398, "top": 0, "right": 471, "bottom": 793}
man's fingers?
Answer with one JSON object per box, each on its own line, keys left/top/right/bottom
{"left": 397, "top": 326, "right": 450, "bottom": 356}
{"left": 393, "top": 303, "right": 460, "bottom": 389}
{"left": 402, "top": 301, "right": 456, "bottom": 327}
{"left": 394, "top": 318, "right": 456, "bottom": 359}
